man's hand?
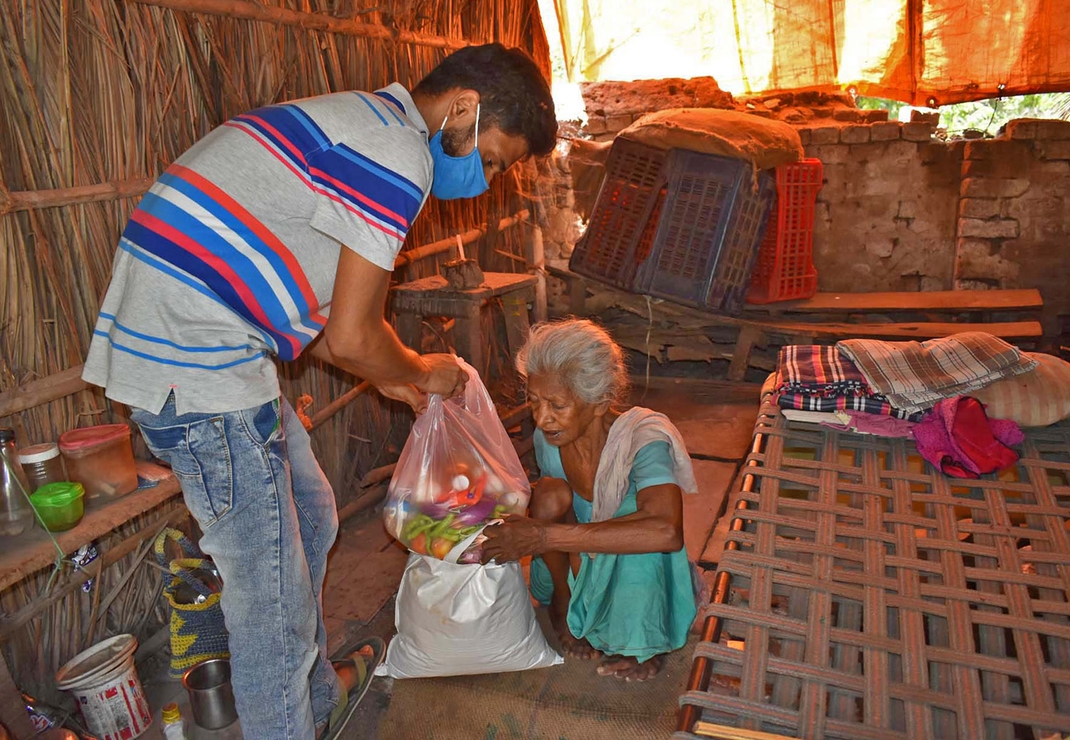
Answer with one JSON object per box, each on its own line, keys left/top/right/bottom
{"left": 416, "top": 353, "right": 467, "bottom": 399}
{"left": 375, "top": 382, "right": 428, "bottom": 414}
{"left": 480, "top": 515, "right": 549, "bottom": 563}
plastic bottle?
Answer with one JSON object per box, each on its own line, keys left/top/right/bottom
{"left": 161, "top": 703, "right": 187, "bottom": 740}
{"left": 0, "top": 429, "right": 35, "bottom": 536}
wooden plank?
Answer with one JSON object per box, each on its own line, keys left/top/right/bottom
{"left": 748, "top": 319, "right": 1043, "bottom": 340}
{"left": 693, "top": 720, "right": 798, "bottom": 739}
{"left": 0, "top": 462, "right": 181, "bottom": 592}
{"left": 0, "top": 505, "right": 188, "bottom": 640}
{"left": 743, "top": 288, "right": 1043, "bottom": 314}
{"left": 0, "top": 364, "right": 88, "bottom": 418}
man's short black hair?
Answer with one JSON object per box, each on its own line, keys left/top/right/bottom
{"left": 415, "top": 44, "right": 557, "bottom": 157}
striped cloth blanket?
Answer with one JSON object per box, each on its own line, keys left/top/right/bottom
{"left": 837, "top": 332, "right": 1038, "bottom": 414}
{"left": 773, "top": 345, "right": 922, "bottom": 421}
{"left": 777, "top": 388, "right": 924, "bottom": 421}
{"left": 776, "top": 344, "right": 870, "bottom": 397}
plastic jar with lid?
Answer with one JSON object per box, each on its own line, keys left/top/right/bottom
{"left": 18, "top": 443, "right": 65, "bottom": 492}
{"left": 59, "top": 424, "right": 139, "bottom": 500}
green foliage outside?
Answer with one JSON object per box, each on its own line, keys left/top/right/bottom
{"left": 857, "top": 93, "right": 1070, "bottom": 135}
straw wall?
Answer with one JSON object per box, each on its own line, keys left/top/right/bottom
{"left": 0, "top": 0, "right": 550, "bottom": 709}
{"left": 0, "top": 0, "right": 551, "bottom": 497}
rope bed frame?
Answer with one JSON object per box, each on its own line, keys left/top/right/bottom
{"left": 676, "top": 395, "right": 1070, "bottom": 740}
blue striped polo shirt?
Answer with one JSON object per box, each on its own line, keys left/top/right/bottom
{"left": 83, "top": 84, "right": 433, "bottom": 415}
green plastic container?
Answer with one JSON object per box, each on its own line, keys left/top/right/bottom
{"left": 30, "top": 482, "right": 85, "bottom": 532}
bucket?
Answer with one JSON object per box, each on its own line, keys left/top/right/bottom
{"left": 182, "top": 659, "right": 238, "bottom": 730}
{"left": 54, "top": 635, "right": 152, "bottom": 740}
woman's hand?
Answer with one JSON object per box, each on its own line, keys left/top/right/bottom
{"left": 480, "top": 515, "right": 549, "bottom": 563}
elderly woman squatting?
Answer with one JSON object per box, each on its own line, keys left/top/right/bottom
{"left": 480, "top": 319, "right": 697, "bottom": 682}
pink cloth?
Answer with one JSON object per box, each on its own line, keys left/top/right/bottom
{"left": 819, "top": 412, "right": 917, "bottom": 438}
{"left": 911, "top": 396, "right": 1024, "bottom": 479}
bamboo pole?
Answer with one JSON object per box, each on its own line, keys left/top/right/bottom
{"left": 0, "top": 364, "right": 87, "bottom": 418}
{"left": 309, "top": 381, "right": 371, "bottom": 430}
{"left": 124, "top": 0, "right": 471, "bottom": 50}
{"left": 0, "top": 178, "right": 153, "bottom": 215}
{"left": 394, "top": 209, "right": 529, "bottom": 268}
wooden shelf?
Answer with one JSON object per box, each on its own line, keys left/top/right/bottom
{"left": 0, "top": 462, "right": 182, "bottom": 592}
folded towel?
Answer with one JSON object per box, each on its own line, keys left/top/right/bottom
{"left": 777, "top": 389, "right": 923, "bottom": 421}
{"left": 776, "top": 345, "right": 872, "bottom": 397}
{"left": 837, "top": 333, "right": 1038, "bottom": 414}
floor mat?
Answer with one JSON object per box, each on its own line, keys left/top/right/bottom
{"left": 379, "top": 615, "right": 695, "bottom": 740}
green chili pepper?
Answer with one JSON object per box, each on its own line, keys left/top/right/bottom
{"left": 428, "top": 513, "right": 456, "bottom": 539}
{"left": 402, "top": 515, "right": 436, "bottom": 540}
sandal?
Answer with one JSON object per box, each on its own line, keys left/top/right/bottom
{"left": 318, "top": 636, "right": 386, "bottom": 740}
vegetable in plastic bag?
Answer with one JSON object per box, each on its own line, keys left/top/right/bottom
{"left": 383, "top": 358, "right": 530, "bottom": 560}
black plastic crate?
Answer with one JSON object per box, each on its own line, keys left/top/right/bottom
{"left": 568, "top": 138, "right": 668, "bottom": 290}
{"left": 570, "top": 138, "right": 776, "bottom": 314}
{"left": 636, "top": 149, "right": 775, "bottom": 313}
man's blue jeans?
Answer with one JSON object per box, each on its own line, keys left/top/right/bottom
{"left": 132, "top": 395, "right": 340, "bottom": 739}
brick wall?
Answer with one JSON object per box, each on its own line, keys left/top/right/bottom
{"left": 555, "top": 81, "right": 1070, "bottom": 333}
{"left": 955, "top": 120, "right": 1070, "bottom": 334}
{"left": 798, "top": 121, "right": 963, "bottom": 294}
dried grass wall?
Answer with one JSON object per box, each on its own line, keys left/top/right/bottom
{"left": 0, "top": 0, "right": 551, "bottom": 499}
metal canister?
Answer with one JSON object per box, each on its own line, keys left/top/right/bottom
{"left": 0, "top": 428, "right": 35, "bottom": 536}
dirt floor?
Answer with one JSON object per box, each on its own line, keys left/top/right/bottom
{"left": 136, "top": 377, "right": 762, "bottom": 740}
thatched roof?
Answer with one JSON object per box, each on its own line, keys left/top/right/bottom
{"left": 0, "top": 0, "right": 550, "bottom": 495}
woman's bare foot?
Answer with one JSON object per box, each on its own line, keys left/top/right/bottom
{"left": 549, "top": 603, "right": 600, "bottom": 660}
{"left": 596, "top": 654, "right": 664, "bottom": 682}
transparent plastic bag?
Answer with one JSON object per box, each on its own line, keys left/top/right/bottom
{"left": 383, "top": 358, "right": 530, "bottom": 560}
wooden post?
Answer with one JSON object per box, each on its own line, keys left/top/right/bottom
{"left": 728, "top": 325, "right": 761, "bottom": 382}
{"left": 527, "top": 225, "right": 548, "bottom": 324}
{"left": 452, "top": 303, "right": 486, "bottom": 377}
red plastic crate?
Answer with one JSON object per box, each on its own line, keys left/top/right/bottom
{"left": 747, "top": 158, "right": 824, "bottom": 304}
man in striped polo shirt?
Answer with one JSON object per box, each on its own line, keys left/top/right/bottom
{"left": 82, "top": 44, "right": 556, "bottom": 739}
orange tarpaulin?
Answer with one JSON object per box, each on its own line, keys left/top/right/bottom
{"left": 553, "top": 0, "right": 1070, "bottom": 105}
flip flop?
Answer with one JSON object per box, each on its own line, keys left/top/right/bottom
{"left": 318, "top": 636, "right": 386, "bottom": 740}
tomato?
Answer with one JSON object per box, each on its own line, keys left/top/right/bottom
{"left": 430, "top": 537, "right": 453, "bottom": 560}
{"left": 409, "top": 532, "right": 428, "bottom": 555}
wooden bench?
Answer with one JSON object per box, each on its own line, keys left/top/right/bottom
{"left": 546, "top": 264, "right": 1045, "bottom": 381}
{"left": 741, "top": 288, "right": 1044, "bottom": 316}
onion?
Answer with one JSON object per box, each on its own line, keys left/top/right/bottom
{"left": 454, "top": 496, "right": 497, "bottom": 525}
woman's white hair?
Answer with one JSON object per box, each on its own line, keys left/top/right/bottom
{"left": 516, "top": 319, "right": 628, "bottom": 406}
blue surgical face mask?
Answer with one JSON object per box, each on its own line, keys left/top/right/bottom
{"left": 428, "top": 104, "right": 489, "bottom": 200}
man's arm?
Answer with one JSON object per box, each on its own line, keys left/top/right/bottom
{"left": 310, "top": 246, "right": 465, "bottom": 398}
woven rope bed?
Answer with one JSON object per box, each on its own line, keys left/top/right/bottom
{"left": 676, "top": 395, "right": 1070, "bottom": 740}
